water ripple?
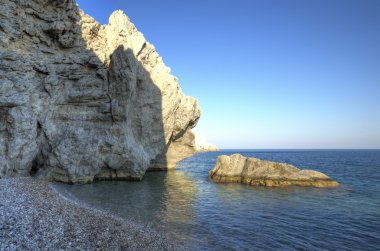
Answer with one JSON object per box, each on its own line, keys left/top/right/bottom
{"left": 57, "top": 150, "right": 380, "bottom": 250}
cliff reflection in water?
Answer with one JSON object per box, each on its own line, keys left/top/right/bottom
{"left": 162, "top": 171, "right": 197, "bottom": 224}
{"left": 54, "top": 151, "right": 380, "bottom": 250}
{"left": 54, "top": 170, "right": 197, "bottom": 234}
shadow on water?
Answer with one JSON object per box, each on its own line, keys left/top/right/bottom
{"left": 55, "top": 150, "right": 380, "bottom": 250}
{"left": 4, "top": 0, "right": 200, "bottom": 246}
{"left": 13, "top": 2, "right": 379, "bottom": 250}
{"left": 54, "top": 169, "right": 198, "bottom": 246}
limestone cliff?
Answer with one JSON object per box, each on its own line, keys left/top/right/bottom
{"left": 0, "top": 0, "right": 200, "bottom": 183}
{"left": 192, "top": 131, "right": 218, "bottom": 152}
{"left": 209, "top": 154, "right": 339, "bottom": 187}
{"left": 149, "top": 130, "right": 218, "bottom": 170}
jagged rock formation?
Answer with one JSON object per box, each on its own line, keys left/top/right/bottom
{"left": 0, "top": 0, "right": 200, "bottom": 183}
{"left": 209, "top": 154, "right": 339, "bottom": 187}
{"left": 150, "top": 130, "right": 217, "bottom": 170}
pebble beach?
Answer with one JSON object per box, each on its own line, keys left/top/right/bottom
{"left": 0, "top": 178, "right": 179, "bottom": 251}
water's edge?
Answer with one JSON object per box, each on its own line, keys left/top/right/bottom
{"left": 55, "top": 150, "right": 380, "bottom": 251}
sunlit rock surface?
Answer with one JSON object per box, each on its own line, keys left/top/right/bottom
{"left": 209, "top": 154, "right": 339, "bottom": 187}
{"left": 0, "top": 0, "right": 200, "bottom": 183}
{"left": 150, "top": 130, "right": 218, "bottom": 170}
{"left": 192, "top": 131, "right": 218, "bottom": 152}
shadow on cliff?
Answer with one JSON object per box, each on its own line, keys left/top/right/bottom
{"left": 18, "top": 1, "right": 170, "bottom": 182}
{"left": 94, "top": 45, "right": 169, "bottom": 180}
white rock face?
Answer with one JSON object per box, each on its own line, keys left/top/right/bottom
{"left": 192, "top": 131, "right": 218, "bottom": 152}
{"left": 0, "top": 0, "right": 200, "bottom": 183}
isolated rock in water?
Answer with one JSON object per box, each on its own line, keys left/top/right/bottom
{"left": 0, "top": 0, "right": 200, "bottom": 183}
{"left": 209, "top": 154, "right": 339, "bottom": 187}
{"left": 150, "top": 130, "right": 217, "bottom": 170}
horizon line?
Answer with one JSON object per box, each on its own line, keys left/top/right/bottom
{"left": 218, "top": 148, "right": 380, "bottom": 151}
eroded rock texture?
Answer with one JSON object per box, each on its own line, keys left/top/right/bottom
{"left": 209, "top": 154, "right": 339, "bottom": 187}
{"left": 149, "top": 130, "right": 218, "bottom": 170}
{"left": 0, "top": 0, "right": 200, "bottom": 182}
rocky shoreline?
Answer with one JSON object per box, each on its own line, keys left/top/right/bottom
{"left": 0, "top": 178, "right": 181, "bottom": 250}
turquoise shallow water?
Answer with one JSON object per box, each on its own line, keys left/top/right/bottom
{"left": 56, "top": 150, "right": 380, "bottom": 250}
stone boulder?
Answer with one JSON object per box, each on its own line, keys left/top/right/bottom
{"left": 209, "top": 154, "right": 339, "bottom": 187}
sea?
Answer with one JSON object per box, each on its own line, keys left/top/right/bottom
{"left": 55, "top": 150, "right": 380, "bottom": 250}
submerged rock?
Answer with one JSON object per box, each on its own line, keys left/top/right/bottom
{"left": 0, "top": 0, "right": 200, "bottom": 183}
{"left": 209, "top": 154, "right": 339, "bottom": 187}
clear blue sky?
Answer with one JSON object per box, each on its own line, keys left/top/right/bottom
{"left": 77, "top": 0, "right": 380, "bottom": 149}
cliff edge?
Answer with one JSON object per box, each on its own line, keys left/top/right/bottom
{"left": 0, "top": 0, "right": 200, "bottom": 182}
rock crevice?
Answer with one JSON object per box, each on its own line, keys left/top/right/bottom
{"left": 0, "top": 0, "right": 200, "bottom": 183}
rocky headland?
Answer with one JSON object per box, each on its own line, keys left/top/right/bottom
{"left": 192, "top": 131, "right": 219, "bottom": 152}
{"left": 0, "top": 0, "right": 200, "bottom": 183}
{"left": 209, "top": 154, "right": 339, "bottom": 187}
{"left": 149, "top": 130, "right": 218, "bottom": 170}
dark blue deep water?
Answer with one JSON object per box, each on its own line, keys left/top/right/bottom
{"left": 57, "top": 150, "right": 380, "bottom": 250}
